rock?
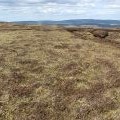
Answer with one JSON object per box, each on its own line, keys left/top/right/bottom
{"left": 92, "top": 30, "right": 108, "bottom": 38}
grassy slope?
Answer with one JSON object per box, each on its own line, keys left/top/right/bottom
{"left": 0, "top": 24, "right": 120, "bottom": 120}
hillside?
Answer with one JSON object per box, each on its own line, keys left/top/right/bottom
{"left": 0, "top": 23, "right": 120, "bottom": 120}
{"left": 14, "top": 19, "right": 120, "bottom": 28}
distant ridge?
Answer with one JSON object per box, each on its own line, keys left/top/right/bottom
{"left": 13, "top": 19, "right": 120, "bottom": 28}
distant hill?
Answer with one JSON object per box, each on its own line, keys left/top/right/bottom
{"left": 14, "top": 19, "right": 120, "bottom": 28}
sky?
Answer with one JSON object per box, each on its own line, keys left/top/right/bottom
{"left": 0, "top": 0, "right": 120, "bottom": 21}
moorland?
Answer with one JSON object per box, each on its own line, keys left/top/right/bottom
{"left": 0, "top": 23, "right": 120, "bottom": 120}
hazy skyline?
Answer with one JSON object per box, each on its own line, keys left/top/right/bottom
{"left": 0, "top": 0, "right": 120, "bottom": 21}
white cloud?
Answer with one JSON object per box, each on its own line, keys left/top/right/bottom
{"left": 0, "top": 0, "right": 120, "bottom": 21}
{"left": 106, "top": 5, "right": 120, "bottom": 9}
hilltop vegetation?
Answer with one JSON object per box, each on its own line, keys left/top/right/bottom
{"left": 0, "top": 23, "right": 120, "bottom": 120}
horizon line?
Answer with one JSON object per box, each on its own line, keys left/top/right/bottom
{"left": 1, "top": 18, "right": 120, "bottom": 22}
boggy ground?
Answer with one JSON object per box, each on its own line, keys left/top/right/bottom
{"left": 0, "top": 23, "right": 120, "bottom": 120}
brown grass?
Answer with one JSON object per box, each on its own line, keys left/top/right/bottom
{"left": 0, "top": 23, "right": 120, "bottom": 120}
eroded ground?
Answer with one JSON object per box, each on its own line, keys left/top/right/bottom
{"left": 0, "top": 23, "right": 120, "bottom": 120}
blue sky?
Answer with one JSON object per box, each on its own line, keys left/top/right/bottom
{"left": 0, "top": 0, "right": 120, "bottom": 21}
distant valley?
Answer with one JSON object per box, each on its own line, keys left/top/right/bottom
{"left": 14, "top": 19, "right": 120, "bottom": 28}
